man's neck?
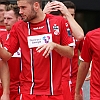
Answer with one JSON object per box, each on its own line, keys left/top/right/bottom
{"left": 30, "top": 10, "right": 46, "bottom": 24}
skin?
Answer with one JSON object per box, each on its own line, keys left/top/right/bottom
{"left": 0, "top": 60, "right": 10, "bottom": 100}
{"left": 4, "top": 10, "right": 21, "bottom": 31}
{"left": 17, "top": 0, "right": 46, "bottom": 23}
{"left": 75, "top": 61, "right": 90, "bottom": 100}
{"left": 0, "top": 4, "right": 5, "bottom": 25}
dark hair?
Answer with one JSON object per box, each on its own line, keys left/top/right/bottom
{"left": 5, "top": 4, "right": 20, "bottom": 17}
{"left": 49, "top": 0, "right": 62, "bottom": 15}
{"left": 63, "top": 1, "right": 76, "bottom": 11}
{"left": 17, "top": 0, "right": 42, "bottom": 8}
{"left": 0, "top": 0, "right": 10, "bottom": 5}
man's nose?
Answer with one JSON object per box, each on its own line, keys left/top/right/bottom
{"left": 4, "top": 18, "right": 8, "bottom": 24}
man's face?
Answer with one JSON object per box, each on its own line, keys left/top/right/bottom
{"left": 0, "top": 4, "right": 6, "bottom": 23}
{"left": 17, "top": 0, "right": 37, "bottom": 22}
{"left": 4, "top": 10, "right": 18, "bottom": 31}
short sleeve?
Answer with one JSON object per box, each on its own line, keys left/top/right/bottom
{"left": 60, "top": 18, "right": 73, "bottom": 46}
{"left": 4, "top": 24, "right": 20, "bottom": 55}
{"left": 81, "top": 34, "right": 92, "bottom": 62}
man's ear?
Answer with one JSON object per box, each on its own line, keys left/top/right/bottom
{"left": 17, "top": 16, "right": 22, "bottom": 21}
{"left": 33, "top": 2, "right": 40, "bottom": 12}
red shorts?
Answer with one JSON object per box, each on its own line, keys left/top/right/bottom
{"left": 20, "top": 94, "right": 63, "bottom": 100}
{"left": 10, "top": 93, "right": 20, "bottom": 100}
{"left": 61, "top": 81, "right": 72, "bottom": 100}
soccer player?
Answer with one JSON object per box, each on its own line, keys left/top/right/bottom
{"left": 0, "top": 0, "right": 10, "bottom": 99}
{"left": 62, "top": 1, "right": 83, "bottom": 100}
{"left": 4, "top": 4, "right": 21, "bottom": 100}
{"left": 0, "top": 0, "right": 74, "bottom": 100}
{"left": 75, "top": 28, "right": 100, "bottom": 100}
{"left": 43, "top": 1, "right": 84, "bottom": 100}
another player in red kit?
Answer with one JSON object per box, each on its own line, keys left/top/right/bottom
{"left": 43, "top": 1, "right": 84, "bottom": 100}
{"left": 0, "top": 0, "right": 10, "bottom": 99}
{"left": 75, "top": 28, "right": 100, "bottom": 100}
{"left": 3, "top": 4, "right": 21, "bottom": 100}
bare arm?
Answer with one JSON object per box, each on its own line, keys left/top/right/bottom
{"left": 75, "top": 61, "right": 90, "bottom": 100}
{"left": 64, "top": 10, "right": 84, "bottom": 41}
{"left": 0, "top": 60, "right": 10, "bottom": 100}
{"left": 36, "top": 42, "right": 74, "bottom": 58}
{"left": 0, "top": 45, "right": 12, "bottom": 61}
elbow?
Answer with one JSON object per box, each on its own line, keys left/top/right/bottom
{"left": 2, "top": 53, "right": 12, "bottom": 62}
{"left": 76, "top": 32, "right": 84, "bottom": 41}
{"left": 78, "top": 34, "right": 84, "bottom": 41}
{"left": 67, "top": 49, "right": 74, "bottom": 59}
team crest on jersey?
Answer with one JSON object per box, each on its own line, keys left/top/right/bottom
{"left": 65, "top": 23, "right": 68, "bottom": 27}
{"left": 53, "top": 24, "right": 60, "bottom": 35}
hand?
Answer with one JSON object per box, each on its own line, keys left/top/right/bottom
{"left": 36, "top": 42, "right": 56, "bottom": 58}
{"left": 75, "top": 93, "right": 83, "bottom": 100}
{"left": 50, "top": 1, "right": 71, "bottom": 17}
{"left": 0, "top": 93, "right": 10, "bottom": 100}
{"left": 43, "top": 2, "right": 53, "bottom": 14}
{"left": 43, "top": 1, "right": 59, "bottom": 14}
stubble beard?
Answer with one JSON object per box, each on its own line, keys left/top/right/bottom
{"left": 23, "top": 7, "right": 37, "bottom": 22}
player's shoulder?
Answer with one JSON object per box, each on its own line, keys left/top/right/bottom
{"left": 13, "top": 20, "right": 27, "bottom": 28}
{"left": 86, "top": 28, "right": 100, "bottom": 37}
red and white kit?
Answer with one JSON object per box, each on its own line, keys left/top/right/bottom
{"left": 4, "top": 14, "right": 73, "bottom": 97}
{"left": 81, "top": 28, "right": 100, "bottom": 100}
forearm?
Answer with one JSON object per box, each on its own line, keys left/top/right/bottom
{"left": 54, "top": 43, "right": 74, "bottom": 58}
{"left": 0, "top": 47, "right": 12, "bottom": 61}
{"left": 0, "top": 60, "right": 10, "bottom": 95}
{"left": 65, "top": 13, "right": 84, "bottom": 40}
{"left": 75, "top": 61, "right": 89, "bottom": 94}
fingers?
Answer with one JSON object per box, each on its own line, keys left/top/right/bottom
{"left": 36, "top": 44, "right": 50, "bottom": 58}
{"left": 36, "top": 43, "right": 53, "bottom": 58}
{"left": 36, "top": 45, "right": 45, "bottom": 53}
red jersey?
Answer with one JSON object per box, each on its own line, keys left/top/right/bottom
{"left": 4, "top": 14, "right": 73, "bottom": 95}
{"left": 81, "top": 28, "right": 100, "bottom": 100}
{"left": 0, "top": 25, "right": 7, "bottom": 45}
{"left": 8, "top": 56, "right": 21, "bottom": 94}
{"left": 0, "top": 26, "right": 21, "bottom": 94}
{"left": 0, "top": 25, "right": 7, "bottom": 96}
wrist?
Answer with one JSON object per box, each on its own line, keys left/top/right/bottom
{"left": 75, "top": 88, "right": 81, "bottom": 95}
{"left": 54, "top": 42, "right": 57, "bottom": 49}
{"left": 3, "top": 89, "right": 10, "bottom": 95}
